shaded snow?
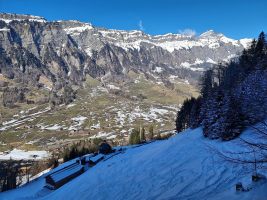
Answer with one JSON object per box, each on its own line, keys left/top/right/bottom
{"left": 1, "top": 128, "right": 266, "bottom": 200}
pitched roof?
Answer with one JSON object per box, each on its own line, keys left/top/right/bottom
{"left": 48, "top": 163, "right": 83, "bottom": 183}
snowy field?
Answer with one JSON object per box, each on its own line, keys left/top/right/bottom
{"left": 0, "top": 107, "right": 51, "bottom": 131}
{"left": 0, "top": 128, "right": 266, "bottom": 200}
{"left": 0, "top": 149, "right": 49, "bottom": 160}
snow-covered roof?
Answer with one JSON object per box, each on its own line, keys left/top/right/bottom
{"left": 48, "top": 163, "right": 83, "bottom": 183}
{"left": 81, "top": 153, "right": 95, "bottom": 162}
{"left": 89, "top": 154, "right": 104, "bottom": 163}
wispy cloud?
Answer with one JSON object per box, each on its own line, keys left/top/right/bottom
{"left": 178, "top": 28, "right": 196, "bottom": 36}
{"left": 138, "top": 20, "right": 144, "bottom": 31}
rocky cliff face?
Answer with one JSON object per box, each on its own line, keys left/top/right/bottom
{"left": 0, "top": 13, "right": 252, "bottom": 89}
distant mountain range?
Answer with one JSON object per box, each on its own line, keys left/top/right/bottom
{"left": 0, "top": 13, "right": 252, "bottom": 89}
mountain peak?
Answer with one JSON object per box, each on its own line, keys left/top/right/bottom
{"left": 199, "top": 30, "right": 222, "bottom": 38}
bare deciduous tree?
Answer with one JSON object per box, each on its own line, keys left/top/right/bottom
{"left": 211, "top": 120, "right": 267, "bottom": 177}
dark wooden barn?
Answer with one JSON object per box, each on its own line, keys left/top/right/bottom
{"left": 45, "top": 162, "right": 84, "bottom": 189}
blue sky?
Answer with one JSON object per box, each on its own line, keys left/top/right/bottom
{"left": 0, "top": 0, "right": 266, "bottom": 39}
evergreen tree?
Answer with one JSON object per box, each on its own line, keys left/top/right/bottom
{"left": 140, "top": 127, "right": 145, "bottom": 142}
{"left": 221, "top": 61, "right": 241, "bottom": 90}
{"left": 176, "top": 97, "right": 199, "bottom": 132}
{"left": 201, "top": 93, "right": 221, "bottom": 138}
{"left": 63, "top": 140, "right": 100, "bottom": 162}
{"left": 239, "top": 39, "right": 257, "bottom": 74}
{"left": 129, "top": 128, "right": 141, "bottom": 145}
{"left": 148, "top": 125, "right": 154, "bottom": 140}
{"left": 63, "top": 148, "right": 70, "bottom": 162}
{"left": 176, "top": 32, "right": 267, "bottom": 140}
{"left": 200, "top": 69, "right": 214, "bottom": 97}
{"left": 188, "top": 97, "right": 202, "bottom": 128}
{"left": 255, "top": 31, "right": 266, "bottom": 61}
{"left": 221, "top": 95, "right": 244, "bottom": 140}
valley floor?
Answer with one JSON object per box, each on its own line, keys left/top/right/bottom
{"left": 1, "top": 128, "right": 267, "bottom": 200}
{"left": 0, "top": 73, "right": 197, "bottom": 152}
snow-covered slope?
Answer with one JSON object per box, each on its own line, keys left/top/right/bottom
{"left": 72, "top": 25, "right": 251, "bottom": 53}
{"left": 1, "top": 128, "right": 266, "bottom": 200}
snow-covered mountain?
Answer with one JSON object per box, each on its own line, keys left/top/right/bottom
{"left": 0, "top": 13, "right": 252, "bottom": 87}
{"left": 61, "top": 20, "right": 252, "bottom": 74}
{"left": 1, "top": 128, "right": 266, "bottom": 200}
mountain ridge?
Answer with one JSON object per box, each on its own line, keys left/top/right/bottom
{"left": 0, "top": 12, "right": 251, "bottom": 40}
{"left": 0, "top": 13, "right": 252, "bottom": 90}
